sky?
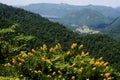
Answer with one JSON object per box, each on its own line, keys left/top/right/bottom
{"left": 0, "top": 0, "right": 120, "bottom": 7}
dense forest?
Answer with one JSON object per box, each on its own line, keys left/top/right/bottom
{"left": 0, "top": 3, "right": 120, "bottom": 79}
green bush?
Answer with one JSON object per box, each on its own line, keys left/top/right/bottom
{"left": 3, "top": 43, "right": 119, "bottom": 80}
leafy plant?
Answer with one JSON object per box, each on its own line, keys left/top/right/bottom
{"left": 5, "top": 43, "right": 119, "bottom": 80}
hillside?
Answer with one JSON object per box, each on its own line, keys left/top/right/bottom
{"left": 104, "top": 17, "right": 120, "bottom": 40}
{"left": 0, "top": 3, "right": 79, "bottom": 49}
{"left": 116, "top": 7, "right": 120, "bottom": 12}
{"left": 58, "top": 9, "right": 111, "bottom": 30}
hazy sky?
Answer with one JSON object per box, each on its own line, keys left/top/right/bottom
{"left": 0, "top": 0, "right": 120, "bottom": 7}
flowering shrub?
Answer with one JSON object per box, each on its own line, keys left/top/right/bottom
{"left": 4, "top": 43, "right": 119, "bottom": 80}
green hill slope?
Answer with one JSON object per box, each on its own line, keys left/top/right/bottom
{"left": 0, "top": 3, "right": 79, "bottom": 49}
{"left": 104, "top": 17, "right": 120, "bottom": 40}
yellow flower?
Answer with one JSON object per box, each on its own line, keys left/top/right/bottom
{"left": 58, "top": 70, "right": 62, "bottom": 74}
{"left": 12, "top": 58, "right": 16, "bottom": 64}
{"left": 57, "top": 43, "right": 62, "bottom": 49}
{"left": 79, "top": 44, "right": 84, "bottom": 49}
{"left": 41, "top": 57, "right": 45, "bottom": 61}
{"left": 45, "top": 59, "right": 51, "bottom": 64}
{"left": 47, "top": 74, "right": 51, "bottom": 78}
{"left": 31, "top": 49, "right": 36, "bottom": 53}
{"left": 28, "top": 52, "right": 33, "bottom": 56}
{"left": 29, "top": 68, "right": 32, "bottom": 71}
{"left": 98, "top": 57, "right": 103, "bottom": 61}
{"left": 72, "top": 76, "right": 75, "bottom": 80}
{"left": 49, "top": 47, "right": 54, "bottom": 52}
{"left": 104, "top": 73, "right": 111, "bottom": 77}
{"left": 100, "top": 74, "right": 104, "bottom": 76}
{"left": 71, "top": 43, "right": 77, "bottom": 49}
{"left": 20, "top": 74, "right": 23, "bottom": 77}
{"left": 86, "top": 78, "right": 90, "bottom": 80}
{"left": 34, "top": 70, "right": 38, "bottom": 74}
{"left": 38, "top": 70, "right": 42, "bottom": 74}
{"left": 4, "top": 63, "right": 11, "bottom": 67}
{"left": 107, "top": 77, "right": 112, "bottom": 80}
{"left": 72, "top": 63, "right": 76, "bottom": 67}
{"left": 62, "top": 78, "right": 66, "bottom": 80}
{"left": 40, "top": 47, "right": 43, "bottom": 50}
{"left": 81, "top": 51, "right": 86, "bottom": 57}
{"left": 95, "top": 61, "right": 100, "bottom": 66}
{"left": 92, "top": 67, "right": 96, "bottom": 71}
{"left": 76, "top": 55, "right": 80, "bottom": 58}
{"left": 18, "top": 63, "right": 22, "bottom": 66}
{"left": 104, "top": 66, "right": 109, "bottom": 71}
{"left": 79, "top": 67, "right": 83, "bottom": 73}
{"left": 15, "top": 78, "right": 19, "bottom": 80}
{"left": 66, "top": 51, "right": 71, "bottom": 55}
{"left": 103, "top": 62, "right": 109, "bottom": 66}
{"left": 20, "top": 52, "right": 28, "bottom": 58}
{"left": 85, "top": 52, "right": 89, "bottom": 56}
{"left": 52, "top": 71, "right": 56, "bottom": 75}
{"left": 43, "top": 44, "right": 47, "bottom": 51}
{"left": 81, "top": 60, "right": 84, "bottom": 64}
{"left": 20, "top": 59, "right": 25, "bottom": 62}
{"left": 89, "top": 59, "right": 94, "bottom": 65}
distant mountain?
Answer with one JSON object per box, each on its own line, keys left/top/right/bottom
{"left": 104, "top": 17, "right": 120, "bottom": 40}
{"left": 20, "top": 3, "right": 78, "bottom": 17}
{"left": 20, "top": 3, "right": 120, "bottom": 32}
{"left": 21, "top": 3, "right": 120, "bottom": 19}
{"left": 58, "top": 9, "right": 111, "bottom": 30}
{"left": 116, "top": 7, "right": 120, "bottom": 12}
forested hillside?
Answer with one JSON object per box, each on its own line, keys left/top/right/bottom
{"left": 0, "top": 3, "right": 80, "bottom": 49}
{"left": 104, "top": 17, "right": 120, "bottom": 40}
{"left": 58, "top": 9, "right": 111, "bottom": 30}
{"left": 0, "top": 3, "right": 120, "bottom": 79}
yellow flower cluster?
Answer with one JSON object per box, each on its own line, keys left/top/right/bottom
{"left": 12, "top": 58, "right": 16, "bottom": 64}
{"left": 41, "top": 57, "right": 51, "bottom": 64}
{"left": 5, "top": 43, "right": 114, "bottom": 80}
{"left": 31, "top": 49, "right": 36, "bottom": 53}
{"left": 34, "top": 70, "right": 42, "bottom": 74}
{"left": 71, "top": 43, "right": 77, "bottom": 49}
{"left": 58, "top": 70, "right": 62, "bottom": 74}
{"left": 4, "top": 63, "right": 11, "bottom": 67}
{"left": 49, "top": 47, "right": 54, "bottom": 52}
{"left": 71, "top": 76, "right": 75, "bottom": 80}
{"left": 54, "top": 43, "right": 61, "bottom": 49}
{"left": 79, "top": 67, "right": 83, "bottom": 73}
{"left": 80, "top": 51, "right": 89, "bottom": 57}
{"left": 79, "top": 44, "right": 84, "bottom": 49}
{"left": 20, "top": 52, "right": 28, "bottom": 58}
{"left": 40, "top": 44, "right": 47, "bottom": 51}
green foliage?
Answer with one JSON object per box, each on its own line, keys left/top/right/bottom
{"left": 79, "top": 34, "right": 120, "bottom": 71}
{"left": 3, "top": 43, "right": 119, "bottom": 80}
{"left": 104, "top": 17, "right": 120, "bottom": 40}
{"left": 0, "top": 3, "right": 79, "bottom": 49}
{"left": 0, "top": 76, "right": 26, "bottom": 80}
{"left": 0, "top": 24, "right": 35, "bottom": 63}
